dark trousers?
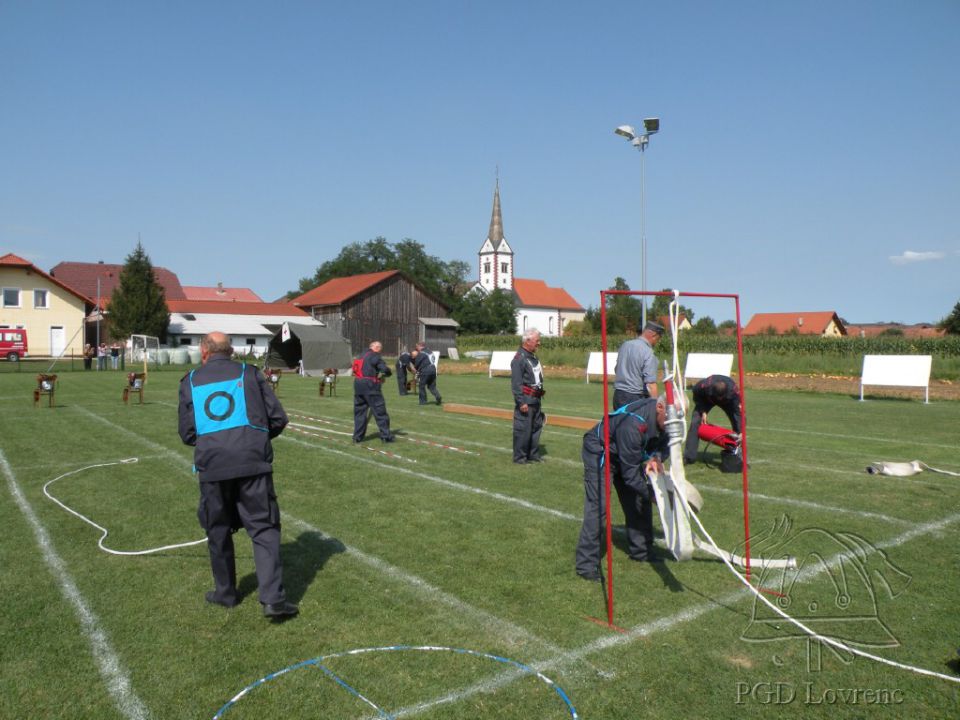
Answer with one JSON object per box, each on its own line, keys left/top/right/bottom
{"left": 354, "top": 381, "right": 392, "bottom": 441}
{"left": 575, "top": 450, "right": 653, "bottom": 574}
{"left": 396, "top": 367, "right": 408, "bottom": 395}
{"left": 198, "top": 474, "right": 285, "bottom": 605}
{"left": 512, "top": 400, "right": 544, "bottom": 462}
{"left": 612, "top": 388, "right": 646, "bottom": 410}
{"left": 683, "top": 401, "right": 740, "bottom": 463}
{"left": 418, "top": 370, "right": 441, "bottom": 404}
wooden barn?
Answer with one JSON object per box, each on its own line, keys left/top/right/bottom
{"left": 289, "top": 270, "right": 458, "bottom": 357}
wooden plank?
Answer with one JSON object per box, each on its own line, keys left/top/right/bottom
{"left": 443, "top": 403, "right": 595, "bottom": 430}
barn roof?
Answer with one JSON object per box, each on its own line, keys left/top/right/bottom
{"left": 50, "top": 260, "right": 186, "bottom": 307}
{"left": 290, "top": 270, "right": 401, "bottom": 307}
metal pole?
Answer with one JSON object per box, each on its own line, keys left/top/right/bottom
{"left": 96, "top": 277, "right": 101, "bottom": 370}
{"left": 640, "top": 146, "right": 647, "bottom": 328}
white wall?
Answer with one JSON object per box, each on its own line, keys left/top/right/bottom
{"left": 515, "top": 308, "right": 586, "bottom": 337}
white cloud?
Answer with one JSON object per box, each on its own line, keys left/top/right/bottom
{"left": 889, "top": 250, "right": 946, "bottom": 265}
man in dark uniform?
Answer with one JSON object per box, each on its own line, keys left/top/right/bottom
{"left": 352, "top": 340, "right": 394, "bottom": 443}
{"left": 511, "top": 328, "right": 545, "bottom": 464}
{"left": 396, "top": 348, "right": 413, "bottom": 396}
{"left": 411, "top": 341, "right": 442, "bottom": 406}
{"left": 177, "top": 331, "right": 298, "bottom": 618}
{"left": 612, "top": 321, "right": 664, "bottom": 409}
{"left": 683, "top": 374, "right": 742, "bottom": 465}
{"left": 575, "top": 397, "right": 668, "bottom": 581}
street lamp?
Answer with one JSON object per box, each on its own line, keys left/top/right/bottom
{"left": 614, "top": 118, "right": 660, "bottom": 327}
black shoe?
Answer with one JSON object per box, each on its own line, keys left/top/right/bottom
{"left": 419, "top": 401, "right": 428, "bottom": 405}
{"left": 513, "top": 458, "right": 527, "bottom": 465}
{"left": 577, "top": 570, "right": 603, "bottom": 583}
{"left": 262, "top": 601, "right": 299, "bottom": 618}
{"left": 435, "top": 398, "right": 442, "bottom": 405}
{"left": 205, "top": 591, "right": 239, "bottom": 608}
{"left": 528, "top": 456, "right": 543, "bottom": 463}
{"left": 381, "top": 436, "right": 395, "bottom": 443}
{"left": 683, "top": 456, "right": 697, "bottom": 465}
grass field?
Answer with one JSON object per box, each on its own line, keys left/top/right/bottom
{"left": 2, "top": 366, "right": 959, "bottom": 719}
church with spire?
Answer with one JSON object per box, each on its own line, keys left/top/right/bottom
{"left": 470, "top": 178, "right": 585, "bottom": 337}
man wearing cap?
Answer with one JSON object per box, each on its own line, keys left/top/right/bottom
{"left": 612, "top": 321, "right": 664, "bottom": 409}
{"left": 683, "top": 374, "right": 742, "bottom": 465}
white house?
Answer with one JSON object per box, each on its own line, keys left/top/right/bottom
{"left": 166, "top": 299, "right": 323, "bottom": 357}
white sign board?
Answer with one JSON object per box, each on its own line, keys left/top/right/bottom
{"left": 488, "top": 351, "right": 514, "bottom": 378}
{"left": 684, "top": 353, "right": 734, "bottom": 381}
{"left": 585, "top": 352, "right": 618, "bottom": 383}
{"left": 860, "top": 355, "right": 932, "bottom": 403}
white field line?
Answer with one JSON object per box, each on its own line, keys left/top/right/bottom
{"left": 387, "top": 510, "right": 960, "bottom": 719}
{"left": 0, "top": 448, "right": 151, "bottom": 720}
{"left": 750, "top": 425, "right": 958, "bottom": 451}
{"left": 73, "top": 406, "right": 606, "bottom": 675}
{"left": 282, "top": 515, "right": 611, "bottom": 679}
{"left": 696, "top": 483, "right": 918, "bottom": 527}
{"left": 281, "top": 435, "right": 579, "bottom": 521}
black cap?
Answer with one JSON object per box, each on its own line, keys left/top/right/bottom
{"left": 640, "top": 320, "right": 665, "bottom": 335}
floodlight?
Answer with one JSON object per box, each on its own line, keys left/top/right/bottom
{"left": 643, "top": 117, "right": 660, "bottom": 134}
{"left": 614, "top": 125, "right": 637, "bottom": 140}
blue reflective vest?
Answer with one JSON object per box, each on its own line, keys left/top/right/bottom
{"left": 189, "top": 363, "right": 267, "bottom": 436}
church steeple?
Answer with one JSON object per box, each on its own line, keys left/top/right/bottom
{"left": 478, "top": 176, "right": 514, "bottom": 292}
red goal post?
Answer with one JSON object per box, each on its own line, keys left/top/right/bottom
{"left": 598, "top": 290, "right": 752, "bottom": 627}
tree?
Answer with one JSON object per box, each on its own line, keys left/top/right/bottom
{"left": 108, "top": 243, "right": 170, "bottom": 341}
{"left": 452, "top": 288, "right": 516, "bottom": 334}
{"left": 692, "top": 316, "right": 717, "bottom": 334}
{"left": 293, "top": 237, "right": 469, "bottom": 309}
{"left": 939, "top": 300, "right": 960, "bottom": 335}
{"left": 649, "top": 289, "right": 695, "bottom": 326}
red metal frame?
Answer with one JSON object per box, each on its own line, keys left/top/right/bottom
{"left": 599, "top": 290, "right": 751, "bottom": 627}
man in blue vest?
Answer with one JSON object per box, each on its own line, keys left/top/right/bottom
{"left": 178, "top": 331, "right": 298, "bottom": 618}
{"left": 411, "top": 342, "right": 442, "bottom": 406}
{"left": 353, "top": 340, "right": 394, "bottom": 442}
{"left": 575, "top": 396, "right": 668, "bottom": 581}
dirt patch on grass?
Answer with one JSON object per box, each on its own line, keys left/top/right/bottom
{"left": 445, "top": 361, "right": 960, "bottom": 401}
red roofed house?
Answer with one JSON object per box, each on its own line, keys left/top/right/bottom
{"left": 50, "top": 260, "right": 186, "bottom": 309}
{"left": 166, "top": 299, "right": 317, "bottom": 357}
{"left": 1, "top": 253, "right": 93, "bottom": 358}
{"left": 743, "top": 311, "right": 847, "bottom": 336}
{"left": 471, "top": 180, "right": 585, "bottom": 336}
{"left": 182, "top": 282, "right": 263, "bottom": 303}
{"left": 290, "top": 270, "right": 457, "bottom": 356}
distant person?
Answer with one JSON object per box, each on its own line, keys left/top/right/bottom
{"left": 352, "top": 341, "right": 394, "bottom": 443}
{"left": 511, "top": 328, "right": 545, "bottom": 464}
{"left": 83, "top": 344, "right": 94, "bottom": 370}
{"left": 683, "top": 374, "right": 742, "bottom": 465}
{"left": 575, "top": 397, "right": 668, "bottom": 581}
{"left": 612, "top": 321, "right": 664, "bottom": 408}
{"left": 97, "top": 342, "right": 108, "bottom": 371}
{"left": 110, "top": 342, "right": 121, "bottom": 369}
{"left": 177, "top": 331, "right": 298, "bottom": 618}
{"left": 396, "top": 348, "right": 413, "bottom": 396}
{"left": 411, "top": 342, "right": 441, "bottom": 406}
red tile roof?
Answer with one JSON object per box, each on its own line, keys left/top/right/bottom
{"left": 167, "top": 300, "right": 310, "bottom": 317}
{"left": 290, "top": 270, "right": 400, "bottom": 307}
{"left": 49, "top": 261, "right": 186, "bottom": 307}
{"left": 743, "top": 311, "right": 846, "bottom": 336}
{"left": 513, "top": 278, "right": 584, "bottom": 311}
{"left": 182, "top": 286, "right": 263, "bottom": 302}
{"left": 1, "top": 253, "right": 93, "bottom": 304}
{"left": 845, "top": 323, "right": 944, "bottom": 339}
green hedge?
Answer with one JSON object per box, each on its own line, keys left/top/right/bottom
{"left": 457, "top": 334, "right": 960, "bottom": 357}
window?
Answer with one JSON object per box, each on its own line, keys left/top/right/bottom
{"left": 501, "top": 262, "right": 508, "bottom": 274}
{"left": 245, "top": 338, "right": 256, "bottom": 345}
{"left": 483, "top": 262, "right": 491, "bottom": 274}
{"left": 2, "top": 288, "right": 20, "bottom": 308}
{"left": 179, "top": 338, "right": 192, "bottom": 346}
{"left": 34, "top": 289, "right": 49, "bottom": 308}
{"left": 523, "top": 315, "right": 528, "bottom": 331}
{"left": 548, "top": 316, "right": 555, "bottom": 334}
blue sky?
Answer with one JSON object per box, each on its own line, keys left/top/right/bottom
{"left": 2, "top": 1, "right": 957, "bottom": 324}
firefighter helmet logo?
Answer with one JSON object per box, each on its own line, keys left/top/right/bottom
{"left": 740, "top": 515, "right": 912, "bottom": 672}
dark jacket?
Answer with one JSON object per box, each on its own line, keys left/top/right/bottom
{"left": 354, "top": 349, "right": 391, "bottom": 385}
{"left": 511, "top": 346, "right": 544, "bottom": 404}
{"left": 692, "top": 374, "right": 742, "bottom": 433}
{"left": 412, "top": 348, "right": 436, "bottom": 375}
{"left": 178, "top": 355, "right": 288, "bottom": 482}
{"left": 583, "top": 398, "right": 667, "bottom": 492}
{"left": 396, "top": 351, "right": 412, "bottom": 371}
